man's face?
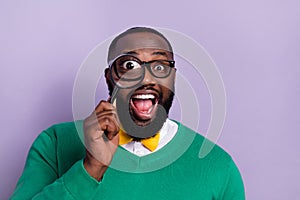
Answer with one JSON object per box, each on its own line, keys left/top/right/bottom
{"left": 106, "top": 32, "right": 176, "bottom": 131}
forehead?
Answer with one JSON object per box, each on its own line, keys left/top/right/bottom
{"left": 113, "top": 32, "right": 171, "bottom": 56}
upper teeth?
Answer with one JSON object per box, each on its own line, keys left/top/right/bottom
{"left": 132, "top": 94, "right": 155, "bottom": 99}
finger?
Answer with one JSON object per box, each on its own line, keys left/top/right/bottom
{"left": 97, "top": 112, "right": 119, "bottom": 131}
{"left": 84, "top": 110, "right": 118, "bottom": 129}
{"left": 98, "top": 116, "right": 120, "bottom": 138}
{"left": 97, "top": 110, "right": 120, "bottom": 128}
{"left": 94, "top": 100, "right": 119, "bottom": 123}
{"left": 95, "top": 100, "right": 115, "bottom": 113}
{"left": 107, "top": 97, "right": 111, "bottom": 103}
{"left": 110, "top": 133, "right": 119, "bottom": 146}
{"left": 96, "top": 109, "right": 117, "bottom": 118}
{"left": 85, "top": 114, "right": 119, "bottom": 139}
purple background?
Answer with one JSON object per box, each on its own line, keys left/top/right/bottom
{"left": 1, "top": 1, "right": 299, "bottom": 199}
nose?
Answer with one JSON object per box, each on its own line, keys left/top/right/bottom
{"left": 141, "top": 66, "right": 156, "bottom": 85}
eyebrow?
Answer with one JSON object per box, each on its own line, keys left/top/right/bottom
{"left": 124, "top": 50, "right": 169, "bottom": 57}
{"left": 124, "top": 51, "right": 138, "bottom": 55}
{"left": 152, "top": 51, "right": 169, "bottom": 56}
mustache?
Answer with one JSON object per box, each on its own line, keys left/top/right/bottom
{"left": 125, "top": 85, "right": 161, "bottom": 100}
{"left": 134, "top": 85, "right": 160, "bottom": 93}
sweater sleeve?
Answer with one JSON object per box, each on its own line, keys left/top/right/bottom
{"left": 10, "top": 130, "right": 102, "bottom": 200}
{"left": 220, "top": 158, "right": 245, "bottom": 200}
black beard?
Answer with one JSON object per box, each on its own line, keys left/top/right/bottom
{"left": 113, "top": 88, "right": 175, "bottom": 139}
{"left": 161, "top": 89, "right": 174, "bottom": 115}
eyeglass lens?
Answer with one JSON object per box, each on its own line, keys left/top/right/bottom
{"left": 111, "top": 55, "right": 174, "bottom": 88}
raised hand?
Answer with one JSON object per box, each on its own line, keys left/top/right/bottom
{"left": 83, "top": 100, "right": 120, "bottom": 181}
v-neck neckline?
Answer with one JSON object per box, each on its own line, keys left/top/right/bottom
{"left": 108, "top": 120, "right": 196, "bottom": 173}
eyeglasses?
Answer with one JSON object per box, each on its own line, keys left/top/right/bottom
{"left": 109, "top": 54, "right": 175, "bottom": 88}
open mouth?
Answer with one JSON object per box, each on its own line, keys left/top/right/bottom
{"left": 130, "top": 93, "right": 159, "bottom": 121}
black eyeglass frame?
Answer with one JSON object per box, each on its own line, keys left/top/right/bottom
{"left": 108, "top": 54, "right": 175, "bottom": 89}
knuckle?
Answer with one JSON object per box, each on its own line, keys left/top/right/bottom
{"left": 99, "top": 100, "right": 106, "bottom": 104}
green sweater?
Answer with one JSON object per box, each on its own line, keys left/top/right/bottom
{"left": 10, "top": 121, "right": 245, "bottom": 199}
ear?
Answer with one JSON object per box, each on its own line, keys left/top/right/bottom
{"left": 105, "top": 68, "right": 115, "bottom": 97}
{"left": 172, "top": 67, "right": 177, "bottom": 81}
{"left": 105, "top": 67, "right": 110, "bottom": 81}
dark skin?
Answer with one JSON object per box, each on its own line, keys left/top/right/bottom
{"left": 83, "top": 32, "right": 176, "bottom": 181}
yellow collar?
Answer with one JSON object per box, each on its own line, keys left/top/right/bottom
{"left": 118, "top": 129, "right": 160, "bottom": 152}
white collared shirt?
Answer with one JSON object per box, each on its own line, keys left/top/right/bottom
{"left": 120, "top": 119, "right": 178, "bottom": 157}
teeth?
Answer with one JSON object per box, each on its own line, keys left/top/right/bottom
{"left": 132, "top": 94, "right": 155, "bottom": 99}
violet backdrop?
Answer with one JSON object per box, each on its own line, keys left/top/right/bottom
{"left": 1, "top": 1, "right": 299, "bottom": 199}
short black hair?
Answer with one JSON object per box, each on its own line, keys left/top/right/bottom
{"left": 107, "top": 27, "right": 173, "bottom": 63}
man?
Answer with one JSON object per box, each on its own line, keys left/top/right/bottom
{"left": 11, "top": 27, "right": 245, "bottom": 199}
